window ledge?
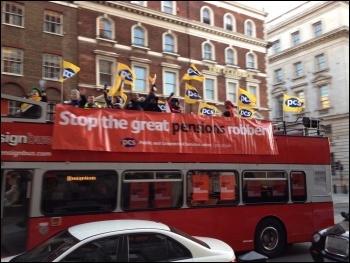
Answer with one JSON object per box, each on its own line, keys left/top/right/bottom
{"left": 316, "top": 107, "right": 333, "bottom": 115}
{"left": 96, "top": 37, "right": 117, "bottom": 44}
{"left": 273, "top": 81, "right": 286, "bottom": 86}
{"left": 313, "top": 68, "right": 329, "bottom": 74}
{"left": 131, "top": 45, "right": 150, "bottom": 52}
{"left": 225, "top": 64, "right": 240, "bottom": 69}
{"left": 291, "top": 75, "right": 306, "bottom": 81}
{"left": 246, "top": 68, "right": 259, "bottom": 73}
{"left": 202, "top": 59, "right": 217, "bottom": 65}
{"left": 162, "top": 51, "right": 180, "bottom": 58}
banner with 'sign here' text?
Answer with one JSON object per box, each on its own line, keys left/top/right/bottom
{"left": 52, "top": 104, "right": 278, "bottom": 155}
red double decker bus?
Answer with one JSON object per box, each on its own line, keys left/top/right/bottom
{"left": 1, "top": 93, "right": 334, "bottom": 258}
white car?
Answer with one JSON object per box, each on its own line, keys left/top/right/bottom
{"left": 1, "top": 219, "right": 236, "bottom": 262}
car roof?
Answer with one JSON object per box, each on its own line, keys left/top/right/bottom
{"left": 68, "top": 219, "right": 171, "bottom": 240}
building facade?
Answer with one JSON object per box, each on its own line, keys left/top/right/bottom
{"left": 266, "top": 1, "right": 349, "bottom": 189}
{"left": 1, "top": 1, "right": 270, "bottom": 118}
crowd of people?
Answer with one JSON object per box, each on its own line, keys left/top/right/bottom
{"left": 20, "top": 82, "right": 236, "bottom": 117}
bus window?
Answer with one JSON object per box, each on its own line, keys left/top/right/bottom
{"left": 121, "top": 170, "right": 183, "bottom": 211}
{"left": 290, "top": 171, "right": 307, "bottom": 202}
{"left": 187, "top": 170, "right": 239, "bottom": 207}
{"left": 41, "top": 170, "right": 117, "bottom": 215}
{"left": 243, "top": 171, "right": 288, "bottom": 204}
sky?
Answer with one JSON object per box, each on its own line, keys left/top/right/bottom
{"left": 236, "top": 1, "right": 308, "bottom": 21}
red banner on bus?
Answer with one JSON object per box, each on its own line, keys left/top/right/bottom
{"left": 52, "top": 105, "right": 278, "bottom": 155}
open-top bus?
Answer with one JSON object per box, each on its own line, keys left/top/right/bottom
{"left": 1, "top": 93, "right": 334, "bottom": 258}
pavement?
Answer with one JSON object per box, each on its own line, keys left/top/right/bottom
{"left": 332, "top": 193, "right": 349, "bottom": 223}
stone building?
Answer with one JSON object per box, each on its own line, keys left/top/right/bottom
{"left": 266, "top": 1, "right": 349, "bottom": 190}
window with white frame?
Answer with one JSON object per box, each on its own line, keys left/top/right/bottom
{"left": 204, "top": 78, "right": 215, "bottom": 101}
{"left": 133, "top": 26, "right": 145, "bottom": 46}
{"left": 133, "top": 65, "right": 147, "bottom": 92}
{"left": 294, "top": 62, "right": 303, "bottom": 78}
{"left": 247, "top": 85, "right": 258, "bottom": 106}
{"left": 275, "top": 68, "right": 283, "bottom": 83}
{"left": 98, "top": 59, "right": 113, "bottom": 86}
{"left": 291, "top": 31, "right": 300, "bottom": 46}
{"left": 164, "top": 70, "right": 177, "bottom": 95}
{"left": 227, "top": 81, "right": 237, "bottom": 103}
{"left": 277, "top": 95, "right": 283, "bottom": 117}
{"left": 2, "top": 1, "right": 24, "bottom": 27}
{"left": 247, "top": 53, "right": 255, "bottom": 69}
{"left": 245, "top": 21, "right": 253, "bottom": 36}
{"left": 224, "top": 14, "right": 233, "bottom": 31}
{"left": 43, "top": 54, "right": 61, "bottom": 80}
{"left": 319, "top": 85, "right": 330, "bottom": 109}
{"left": 273, "top": 40, "right": 280, "bottom": 54}
{"left": 164, "top": 34, "right": 175, "bottom": 53}
{"left": 44, "top": 10, "right": 62, "bottom": 34}
{"left": 226, "top": 48, "right": 235, "bottom": 65}
{"left": 202, "top": 7, "right": 211, "bottom": 25}
{"left": 162, "top": 1, "right": 174, "bottom": 15}
{"left": 98, "top": 17, "right": 112, "bottom": 39}
{"left": 203, "top": 43, "right": 212, "bottom": 60}
{"left": 2, "top": 47, "right": 23, "bottom": 75}
{"left": 313, "top": 21, "right": 322, "bottom": 37}
{"left": 315, "top": 54, "right": 326, "bottom": 71}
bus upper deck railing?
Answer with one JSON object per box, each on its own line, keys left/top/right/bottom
{"left": 1, "top": 93, "right": 325, "bottom": 137}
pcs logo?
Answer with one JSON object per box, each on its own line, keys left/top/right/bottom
{"left": 119, "top": 70, "right": 134, "bottom": 82}
{"left": 239, "top": 109, "right": 253, "bottom": 118}
{"left": 120, "top": 138, "right": 137, "bottom": 147}
{"left": 285, "top": 98, "right": 303, "bottom": 108}
{"left": 239, "top": 94, "right": 252, "bottom": 105}
{"left": 186, "top": 90, "right": 201, "bottom": 99}
{"left": 200, "top": 107, "right": 215, "bottom": 116}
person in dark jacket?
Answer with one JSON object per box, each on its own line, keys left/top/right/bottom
{"left": 166, "top": 92, "right": 182, "bottom": 113}
{"left": 222, "top": 100, "right": 235, "bottom": 117}
{"left": 20, "top": 86, "right": 48, "bottom": 118}
{"left": 143, "top": 96, "right": 162, "bottom": 112}
{"left": 65, "top": 88, "right": 87, "bottom": 108}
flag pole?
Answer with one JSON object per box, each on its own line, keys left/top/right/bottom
{"left": 60, "top": 81, "right": 64, "bottom": 103}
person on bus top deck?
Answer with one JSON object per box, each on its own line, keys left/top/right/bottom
{"left": 222, "top": 100, "right": 235, "bottom": 117}
{"left": 65, "top": 88, "right": 87, "bottom": 108}
{"left": 20, "top": 86, "right": 48, "bottom": 118}
{"left": 166, "top": 92, "right": 182, "bottom": 113}
{"left": 124, "top": 83, "right": 157, "bottom": 111}
{"left": 84, "top": 94, "right": 102, "bottom": 108}
{"left": 103, "top": 85, "right": 122, "bottom": 109}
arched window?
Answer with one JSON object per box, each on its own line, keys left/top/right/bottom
{"left": 98, "top": 18, "right": 112, "bottom": 39}
{"left": 164, "top": 34, "right": 175, "bottom": 53}
{"left": 133, "top": 26, "right": 145, "bottom": 46}
{"left": 247, "top": 53, "right": 255, "bottom": 69}
{"left": 226, "top": 48, "right": 235, "bottom": 65}
{"left": 202, "top": 8, "right": 211, "bottom": 24}
{"left": 203, "top": 43, "right": 212, "bottom": 60}
{"left": 224, "top": 14, "right": 234, "bottom": 31}
{"left": 245, "top": 21, "right": 253, "bottom": 37}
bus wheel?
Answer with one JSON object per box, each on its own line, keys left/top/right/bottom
{"left": 254, "top": 218, "right": 286, "bottom": 258}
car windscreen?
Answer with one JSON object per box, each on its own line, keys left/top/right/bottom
{"left": 10, "top": 230, "right": 79, "bottom": 262}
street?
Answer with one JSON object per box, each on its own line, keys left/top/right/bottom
{"left": 267, "top": 194, "right": 348, "bottom": 262}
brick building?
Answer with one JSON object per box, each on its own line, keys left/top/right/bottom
{"left": 2, "top": 1, "right": 269, "bottom": 117}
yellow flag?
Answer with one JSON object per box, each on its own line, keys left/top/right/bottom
{"left": 185, "top": 83, "right": 201, "bottom": 104}
{"left": 283, "top": 94, "right": 305, "bottom": 113}
{"left": 238, "top": 88, "right": 256, "bottom": 108}
{"left": 60, "top": 60, "right": 80, "bottom": 82}
{"left": 198, "top": 102, "right": 217, "bottom": 116}
{"left": 116, "top": 63, "right": 135, "bottom": 86}
{"left": 238, "top": 106, "right": 255, "bottom": 119}
{"left": 182, "top": 64, "right": 204, "bottom": 82}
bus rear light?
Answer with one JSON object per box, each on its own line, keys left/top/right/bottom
{"left": 51, "top": 217, "right": 62, "bottom": 226}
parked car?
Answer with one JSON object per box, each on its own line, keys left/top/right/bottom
{"left": 1, "top": 219, "right": 236, "bottom": 262}
{"left": 309, "top": 211, "right": 349, "bottom": 262}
